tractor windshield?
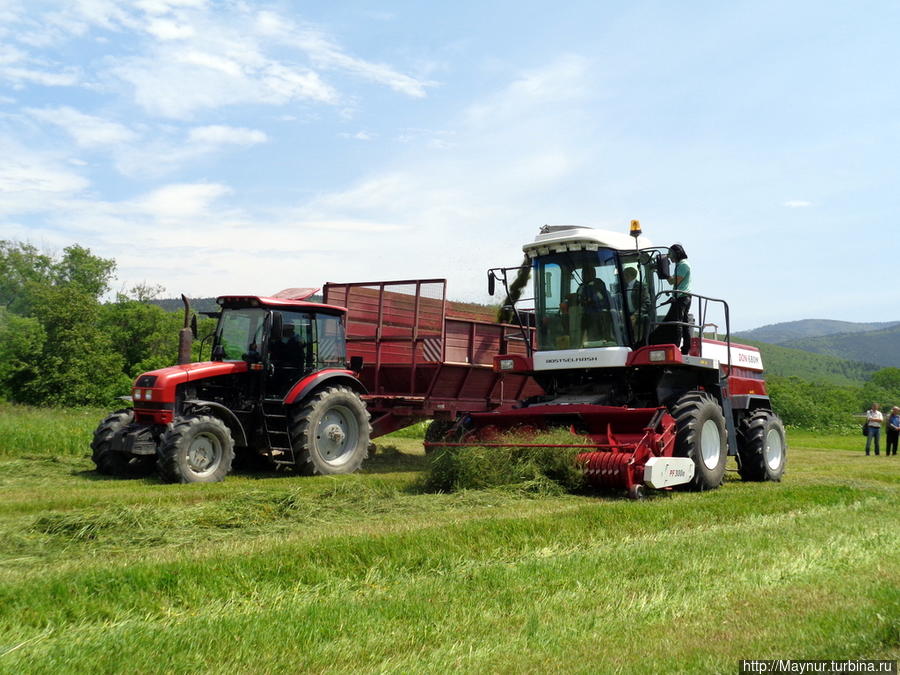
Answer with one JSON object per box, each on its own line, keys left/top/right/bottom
{"left": 215, "top": 308, "right": 267, "bottom": 361}
{"left": 533, "top": 248, "right": 630, "bottom": 350}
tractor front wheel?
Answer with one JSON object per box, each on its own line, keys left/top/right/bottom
{"left": 157, "top": 415, "right": 235, "bottom": 483}
{"left": 290, "top": 386, "right": 371, "bottom": 475}
{"left": 671, "top": 391, "right": 728, "bottom": 491}
{"left": 91, "top": 408, "right": 155, "bottom": 477}
{"left": 737, "top": 410, "right": 786, "bottom": 482}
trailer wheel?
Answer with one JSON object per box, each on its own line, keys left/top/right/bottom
{"left": 157, "top": 415, "right": 234, "bottom": 483}
{"left": 90, "top": 409, "right": 155, "bottom": 477}
{"left": 671, "top": 391, "right": 728, "bottom": 491}
{"left": 290, "top": 386, "right": 371, "bottom": 475}
{"left": 737, "top": 410, "right": 786, "bottom": 482}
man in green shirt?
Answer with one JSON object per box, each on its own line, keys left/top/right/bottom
{"left": 667, "top": 244, "right": 692, "bottom": 354}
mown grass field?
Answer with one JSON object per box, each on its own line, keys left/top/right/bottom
{"left": 0, "top": 404, "right": 898, "bottom": 673}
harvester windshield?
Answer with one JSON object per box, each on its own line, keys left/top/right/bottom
{"left": 534, "top": 247, "right": 664, "bottom": 351}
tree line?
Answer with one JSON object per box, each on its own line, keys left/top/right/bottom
{"left": 0, "top": 241, "right": 213, "bottom": 407}
{"left": 1, "top": 239, "right": 898, "bottom": 429}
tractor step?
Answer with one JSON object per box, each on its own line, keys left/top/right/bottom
{"left": 261, "top": 403, "right": 296, "bottom": 466}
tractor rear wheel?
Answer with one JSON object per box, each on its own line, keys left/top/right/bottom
{"left": 737, "top": 410, "right": 786, "bottom": 481}
{"left": 671, "top": 391, "right": 728, "bottom": 491}
{"left": 290, "top": 386, "right": 371, "bottom": 475}
{"left": 157, "top": 415, "right": 234, "bottom": 483}
{"left": 91, "top": 408, "right": 155, "bottom": 477}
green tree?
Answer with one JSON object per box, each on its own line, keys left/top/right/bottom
{"left": 0, "top": 241, "right": 55, "bottom": 314}
{"left": 52, "top": 244, "right": 116, "bottom": 298}
{"left": 21, "top": 285, "right": 129, "bottom": 406}
{"left": 101, "top": 293, "right": 182, "bottom": 378}
{"left": 0, "top": 309, "right": 47, "bottom": 401}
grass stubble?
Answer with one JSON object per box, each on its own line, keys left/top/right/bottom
{"left": 0, "top": 405, "right": 897, "bottom": 673}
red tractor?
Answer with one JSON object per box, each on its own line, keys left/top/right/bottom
{"left": 91, "top": 289, "right": 374, "bottom": 482}
{"left": 451, "top": 223, "right": 786, "bottom": 497}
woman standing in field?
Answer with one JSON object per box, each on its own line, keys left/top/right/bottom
{"left": 886, "top": 406, "right": 900, "bottom": 456}
{"left": 865, "top": 403, "right": 883, "bottom": 456}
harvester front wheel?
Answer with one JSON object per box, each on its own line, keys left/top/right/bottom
{"left": 671, "top": 391, "right": 727, "bottom": 491}
{"left": 290, "top": 386, "right": 371, "bottom": 475}
{"left": 157, "top": 415, "right": 234, "bottom": 483}
{"left": 91, "top": 408, "right": 155, "bottom": 477}
{"left": 737, "top": 411, "right": 786, "bottom": 482}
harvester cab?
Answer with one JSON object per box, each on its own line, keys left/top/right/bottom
{"left": 476, "top": 223, "right": 787, "bottom": 498}
{"left": 91, "top": 289, "right": 372, "bottom": 484}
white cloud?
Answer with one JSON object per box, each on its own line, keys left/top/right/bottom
{"left": 0, "top": 140, "right": 89, "bottom": 217}
{"left": 2, "top": 3, "right": 426, "bottom": 119}
{"left": 339, "top": 131, "right": 374, "bottom": 141}
{"left": 188, "top": 125, "right": 268, "bottom": 146}
{"left": 466, "top": 55, "right": 588, "bottom": 127}
{"left": 784, "top": 200, "right": 813, "bottom": 208}
{"left": 27, "top": 106, "right": 137, "bottom": 147}
{"left": 135, "top": 182, "right": 231, "bottom": 220}
{"left": 146, "top": 19, "right": 195, "bottom": 40}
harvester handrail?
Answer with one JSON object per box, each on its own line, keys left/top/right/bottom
{"left": 648, "top": 289, "right": 732, "bottom": 377}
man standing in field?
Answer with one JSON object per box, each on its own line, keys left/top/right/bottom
{"left": 864, "top": 402, "right": 883, "bottom": 456}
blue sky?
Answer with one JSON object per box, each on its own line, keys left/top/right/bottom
{"left": 1, "top": 0, "right": 898, "bottom": 331}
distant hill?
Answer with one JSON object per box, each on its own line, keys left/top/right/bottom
{"left": 151, "top": 297, "right": 219, "bottom": 314}
{"left": 735, "top": 319, "right": 900, "bottom": 344}
{"left": 739, "top": 338, "right": 880, "bottom": 386}
{"left": 781, "top": 325, "right": 900, "bottom": 369}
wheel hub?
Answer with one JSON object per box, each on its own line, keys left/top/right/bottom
{"left": 187, "top": 433, "right": 221, "bottom": 474}
{"left": 316, "top": 406, "right": 360, "bottom": 464}
{"left": 700, "top": 419, "right": 722, "bottom": 470}
{"left": 764, "top": 428, "right": 784, "bottom": 471}
{"left": 325, "top": 424, "right": 346, "bottom": 445}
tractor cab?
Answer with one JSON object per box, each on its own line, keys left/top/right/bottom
{"left": 211, "top": 294, "right": 349, "bottom": 400}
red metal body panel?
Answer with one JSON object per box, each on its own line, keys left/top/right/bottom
{"left": 324, "top": 280, "right": 543, "bottom": 438}
{"left": 283, "top": 369, "right": 360, "bottom": 405}
{"left": 131, "top": 361, "right": 248, "bottom": 424}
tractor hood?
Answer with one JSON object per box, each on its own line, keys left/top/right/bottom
{"left": 132, "top": 361, "right": 249, "bottom": 403}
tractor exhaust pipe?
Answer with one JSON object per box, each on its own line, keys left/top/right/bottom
{"left": 177, "top": 294, "right": 193, "bottom": 365}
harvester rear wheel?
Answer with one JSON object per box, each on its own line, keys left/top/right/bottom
{"left": 737, "top": 410, "right": 786, "bottom": 482}
{"left": 671, "top": 391, "right": 727, "bottom": 491}
{"left": 290, "top": 386, "right": 371, "bottom": 475}
{"left": 90, "top": 408, "right": 155, "bottom": 477}
{"left": 157, "top": 415, "right": 234, "bottom": 483}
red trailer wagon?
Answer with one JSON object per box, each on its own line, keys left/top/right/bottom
{"left": 323, "top": 279, "right": 543, "bottom": 439}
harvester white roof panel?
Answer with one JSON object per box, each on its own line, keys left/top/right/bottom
{"left": 523, "top": 226, "right": 653, "bottom": 257}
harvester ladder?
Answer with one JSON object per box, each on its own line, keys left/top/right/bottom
{"left": 262, "top": 400, "right": 296, "bottom": 467}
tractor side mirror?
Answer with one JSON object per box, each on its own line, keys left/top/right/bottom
{"left": 656, "top": 255, "right": 671, "bottom": 280}
{"left": 190, "top": 314, "right": 198, "bottom": 339}
{"left": 487, "top": 271, "right": 495, "bottom": 296}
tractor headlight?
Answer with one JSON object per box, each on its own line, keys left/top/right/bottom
{"left": 649, "top": 350, "right": 667, "bottom": 362}
{"left": 144, "top": 389, "right": 153, "bottom": 401}
{"left": 499, "top": 358, "right": 515, "bottom": 371}
{"left": 133, "top": 389, "right": 142, "bottom": 400}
